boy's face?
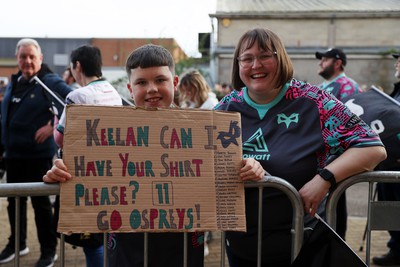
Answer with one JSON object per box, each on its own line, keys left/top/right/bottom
{"left": 127, "top": 66, "right": 178, "bottom": 108}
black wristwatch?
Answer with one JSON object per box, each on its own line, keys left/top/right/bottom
{"left": 319, "top": 168, "right": 336, "bottom": 188}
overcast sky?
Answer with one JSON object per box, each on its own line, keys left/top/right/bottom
{"left": 0, "top": 0, "right": 217, "bottom": 57}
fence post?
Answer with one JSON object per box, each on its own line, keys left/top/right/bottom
{"left": 245, "top": 175, "right": 305, "bottom": 262}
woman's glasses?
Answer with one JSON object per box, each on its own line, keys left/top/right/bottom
{"left": 237, "top": 52, "right": 277, "bottom": 68}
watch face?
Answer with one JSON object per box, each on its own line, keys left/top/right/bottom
{"left": 320, "top": 169, "right": 336, "bottom": 186}
{"left": 320, "top": 169, "right": 333, "bottom": 180}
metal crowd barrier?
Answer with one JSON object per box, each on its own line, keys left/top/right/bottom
{"left": 0, "top": 183, "right": 61, "bottom": 267}
{"left": 244, "top": 176, "right": 305, "bottom": 265}
{"left": 0, "top": 175, "right": 304, "bottom": 267}
{"left": 326, "top": 171, "right": 400, "bottom": 266}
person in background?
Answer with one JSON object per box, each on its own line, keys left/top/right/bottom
{"left": 177, "top": 68, "right": 218, "bottom": 256}
{"left": 62, "top": 66, "right": 80, "bottom": 90}
{"left": 0, "top": 80, "right": 7, "bottom": 101}
{"left": 0, "top": 79, "right": 7, "bottom": 179}
{"left": 315, "top": 48, "right": 362, "bottom": 101}
{"left": 214, "top": 28, "right": 386, "bottom": 266}
{"left": 388, "top": 53, "right": 400, "bottom": 101}
{"left": 372, "top": 53, "right": 400, "bottom": 266}
{"left": 221, "top": 83, "right": 233, "bottom": 95}
{"left": 52, "top": 44, "right": 122, "bottom": 267}
{"left": 50, "top": 66, "right": 81, "bottom": 143}
{"left": 315, "top": 47, "right": 363, "bottom": 239}
{"left": 215, "top": 82, "right": 234, "bottom": 100}
{"left": 178, "top": 69, "right": 218, "bottom": 110}
{"left": 0, "top": 38, "right": 72, "bottom": 267}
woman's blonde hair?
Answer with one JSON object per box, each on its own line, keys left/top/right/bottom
{"left": 178, "top": 69, "right": 212, "bottom": 108}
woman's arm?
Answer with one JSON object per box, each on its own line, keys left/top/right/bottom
{"left": 300, "top": 146, "right": 387, "bottom": 216}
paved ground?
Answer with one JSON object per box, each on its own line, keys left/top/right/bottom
{"left": 0, "top": 181, "right": 392, "bottom": 267}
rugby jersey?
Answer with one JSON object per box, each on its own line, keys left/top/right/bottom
{"left": 319, "top": 73, "right": 362, "bottom": 101}
{"left": 214, "top": 78, "right": 382, "bottom": 264}
{"left": 57, "top": 79, "right": 122, "bottom": 134}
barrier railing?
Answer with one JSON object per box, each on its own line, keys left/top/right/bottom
{"left": 325, "top": 171, "right": 400, "bottom": 266}
{"left": 0, "top": 183, "right": 61, "bottom": 267}
{"left": 0, "top": 175, "right": 304, "bottom": 267}
{"left": 244, "top": 176, "right": 304, "bottom": 264}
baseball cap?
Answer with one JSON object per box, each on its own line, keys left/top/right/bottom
{"left": 315, "top": 48, "right": 347, "bottom": 66}
{"left": 392, "top": 54, "right": 399, "bottom": 59}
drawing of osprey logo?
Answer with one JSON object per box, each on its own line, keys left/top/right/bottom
{"left": 277, "top": 113, "right": 299, "bottom": 128}
{"left": 217, "top": 120, "right": 241, "bottom": 148}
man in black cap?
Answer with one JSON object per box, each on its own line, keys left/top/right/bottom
{"left": 372, "top": 53, "right": 400, "bottom": 266}
{"left": 315, "top": 48, "right": 363, "bottom": 240}
{"left": 315, "top": 48, "right": 362, "bottom": 101}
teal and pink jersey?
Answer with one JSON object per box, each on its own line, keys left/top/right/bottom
{"left": 319, "top": 73, "right": 362, "bottom": 101}
{"left": 214, "top": 78, "right": 382, "bottom": 264}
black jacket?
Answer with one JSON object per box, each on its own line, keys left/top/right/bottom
{"left": 1, "top": 64, "right": 72, "bottom": 159}
{"left": 390, "top": 81, "right": 400, "bottom": 101}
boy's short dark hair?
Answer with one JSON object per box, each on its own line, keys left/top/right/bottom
{"left": 125, "top": 44, "right": 175, "bottom": 79}
{"left": 70, "top": 45, "right": 102, "bottom": 77}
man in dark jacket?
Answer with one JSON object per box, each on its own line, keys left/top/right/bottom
{"left": 0, "top": 38, "right": 72, "bottom": 267}
{"left": 372, "top": 53, "right": 400, "bottom": 266}
{"left": 389, "top": 53, "right": 400, "bottom": 101}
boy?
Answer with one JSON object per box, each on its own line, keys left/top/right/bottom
{"left": 44, "top": 43, "right": 265, "bottom": 266}
{"left": 45, "top": 44, "right": 201, "bottom": 266}
{"left": 107, "top": 44, "right": 205, "bottom": 267}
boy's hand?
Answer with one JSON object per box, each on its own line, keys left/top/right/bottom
{"left": 43, "top": 159, "right": 72, "bottom": 183}
{"left": 240, "top": 158, "right": 265, "bottom": 181}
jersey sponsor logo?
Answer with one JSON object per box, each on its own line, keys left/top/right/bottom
{"left": 243, "top": 128, "right": 270, "bottom": 160}
{"left": 243, "top": 128, "right": 268, "bottom": 152}
{"left": 277, "top": 113, "right": 299, "bottom": 128}
{"left": 217, "top": 120, "right": 241, "bottom": 148}
{"left": 243, "top": 153, "right": 270, "bottom": 160}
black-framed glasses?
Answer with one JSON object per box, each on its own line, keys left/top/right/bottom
{"left": 237, "top": 52, "right": 277, "bottom": 68}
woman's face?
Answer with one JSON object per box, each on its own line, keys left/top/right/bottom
{"left": 238, "top": 42, "right": 279, "bottom": 104}
{"left": 179, "top": 84, "right": 193, "bottom": 101}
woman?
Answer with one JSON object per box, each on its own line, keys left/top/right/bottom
{"left": 177, "top": 69, "right": 219, "bottom": 257}
{"left": 214, "top": 28, "right": 386, "bottom": 266}
{"left": 178, "top": 69, "right": 218, "bottom": 110}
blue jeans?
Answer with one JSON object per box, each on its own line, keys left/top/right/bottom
{"left": 83, "top": 246, "right": 104, "bottom": 267}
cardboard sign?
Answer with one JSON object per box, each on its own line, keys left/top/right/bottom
{"left": 58, "top": 105, "right": 246, "bottom": 234}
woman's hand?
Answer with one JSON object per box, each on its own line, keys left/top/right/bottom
{"left": 299, "top": 175, "right": 330, "bottom": 217}
{"left": 240, "top": 158, "right": 265, "bottom": 181}
{"left": 43, "top": 159, "right": 72, "bottom": 183}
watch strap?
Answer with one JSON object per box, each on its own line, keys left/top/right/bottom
{"left": 319, "top": 168, "right": 336, "bottom": 188}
